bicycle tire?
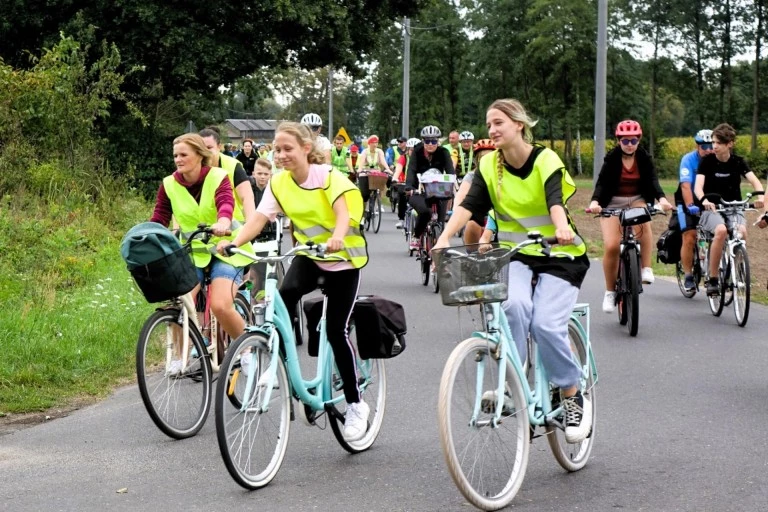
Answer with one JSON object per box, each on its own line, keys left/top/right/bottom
{"left": 373, "top": 193, "right": 382, "bottom": 233}
{"left": 676, "top": 261, "right": 696, "bottom": 299}
{"left": 421, "top": 250, "right": 430, "bottom": 286}
{"left": 438, "top": 337, "right": 530, "bottom": 511}
{"left": 390, "top": 190, "right": 397, "bottom": 213}
{"left": 215, "top": 332, "right": 291, "bottom": 490}
{"left": 722, "top": 251, "right": 734, "bottom": 307}
{"left": 546, "top": 321, "right": 596, "bottom": 471}
{"left": 732, "top": 244, "right": 750, "bottom": 327}
{"left": 625, "top": 247, "right": 640, "bottom": 337}
{"left": 617, "top": 259, "right": 628, "bottom": 326}
{"left": 328, "top": 324, "right": 387, "bottom": 453}
{"left": 430, "top": 224, "right": 441, "bottom": 293}
{"left": 136, "top": 308, "right": 212, "bottom": 439}
{"left": 707, "top": 245, "right": 725, "bottom": 317}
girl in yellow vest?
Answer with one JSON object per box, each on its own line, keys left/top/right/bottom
{"left": 434, "top": 99, "right": 593, "bottom": 444}
{"left": 150, "top": 134, "right": 252, "bottom": 368}
{"left": 217, "top": 121, "right": 371, "bottom": 442}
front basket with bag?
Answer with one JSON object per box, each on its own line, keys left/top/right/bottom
{"left": 120, "top": 222, "right": 199, "bottom": 303}
{"left": 419, "top": 172, "right": 456, "bottom": 199}
{"left": 433, "top": 245, "right": 511, "bottom": 306}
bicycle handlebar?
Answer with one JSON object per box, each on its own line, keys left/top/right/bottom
{"left": 442, "top": 233, "right": 572, "bottom": 261}
{"left": 585, "top": 204, "right": 666, "bottom": 217}
{"left": 226, "top": 240, "right": 350, "bottom": 264}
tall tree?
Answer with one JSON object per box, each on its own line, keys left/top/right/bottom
{"left": 751, "top": 0, "right": 766, "bottom": 151}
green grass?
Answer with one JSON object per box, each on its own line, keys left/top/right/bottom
{"left": 0, "top": 247, "right": 154, "bottom": 414}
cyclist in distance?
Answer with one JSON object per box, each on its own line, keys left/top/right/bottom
{"left": 346, "top": 144, "right": 360, "bottom": 183}
{"left": 405, "top": 125, "right": 455, "bottom": 250}
{"left": 357, "top": 135, "right": 392, "bottom": 217}
{"left": 392, "top": 137, "right": 420, "bottom": 228}
{"left": 301, "top": 112, "right": 332, "bottom": 164}
{"left": 217, "top": 121, "right": 371, "bottom": 442}
{"left": 434, "top": 99, "right": 592, "bottom": 443}
{"left": 674, "top": 129, "right": 714, "bottom": 291}
{"left": 456, "top": 131, "right": 476, "bottom": 178}
{"left": 236, "top": 138, "right": 258, "bottom": 176}
{"left": 150, "top": 134, "right": 254, "bottom": 372}
{"left": 694, "top": 123, "right": 764, "bottom": 295}
{"left": 442, "top": 130, "right": 460, "bottom": 168}
{"left": 330, "top": 135, "right": 352, "bottom": 178}
{"left": 199, "top": 127, "right": 256, "bottom": 224}
{"left": 589, "top": 119, "right": 672, "bottom": 313}
{"left": 452, "top": 138, "right": 496, "bottom": 245}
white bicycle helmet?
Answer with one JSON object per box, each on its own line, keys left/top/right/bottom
{"left": 406, "top": 137, "right": 420, "bottom": 148}
{"left": 420, "top": 125, "right": 442, "bottom": 138}
{"left": 459, "top": 131, "right": 474, "bottom": 141}
{"left": 694, "top": 129, "right": 713, "bottom": 144}
{"left": 390, "top": 138, "right": 398, "bottom": 146}
{"left": 300, "top": 113, "right": 323, "bottom": 128}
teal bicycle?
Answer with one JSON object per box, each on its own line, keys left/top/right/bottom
{"left": 214, "top": 242, "right": 387, "bottom": 490}
{"left": 434, "top": 236, "right": 598, "bottom": 511}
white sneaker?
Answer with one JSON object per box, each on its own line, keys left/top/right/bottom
{"left": 602, "top": 291, "right": 617, "bottom": 313}
{"left": 167, "top": 359, "right": 183, "bottom": 375}
{"left": 395, "top": 220, "right": 403, "bottom": 229}
{"left": 641, "top": 267, "right": 655, "bottom": 284}
{"left": 240, "top": 350, "right": 254, "bottom": 377}
{"left": 563, "top": 391, "right": 592, "bottom": 443}
{"left": 343, "top": 400, "right": 370, "bottom": 442}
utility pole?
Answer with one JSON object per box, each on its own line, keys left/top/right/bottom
{"left": 327, "top": 66, "right": 334, "bottom": 139}
{"left": 402, "top": 17, "right": 410, "bottom": 138}
{"left": 593, "top": 0, "right": 608, "bottom": 185}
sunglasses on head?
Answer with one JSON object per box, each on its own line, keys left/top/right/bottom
{"left": 620, "top": 138, "right": 639, "bottom": 146}
{"left": 698, "top": 143, "right": 713, "bottom": 150}
{"left": 423, "top": 138, "right": 439, "bottom": 145}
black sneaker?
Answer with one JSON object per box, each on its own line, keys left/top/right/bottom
{"left": 706, "top": 278, "right": 720, "bottom": 296}
{"left": 562, "top": 390, "right": 592, "bottom": 443}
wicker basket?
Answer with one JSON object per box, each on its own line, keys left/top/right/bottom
{"left": 363, "top": 170, "right": 390, "bottom": 191}
{"left": 433, "top": 245, "right": 511, "bottom": 306}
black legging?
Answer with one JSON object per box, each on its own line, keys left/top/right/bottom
{"left": 409, "top": 194, "right": 448, "bottom": 238}
{"left": 279, "top": 256, "right": 362, "bottom": 403}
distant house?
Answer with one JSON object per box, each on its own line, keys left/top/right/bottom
{"left": 224, "top": 119, "right": 279, "bottom": 145}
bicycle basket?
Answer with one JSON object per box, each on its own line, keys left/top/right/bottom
{"left": 434, "top": 245, "right": 511, "bottom": 306}
{"left": 129, "top": 246, "right": 198, "bottom": 303}
{"left": 365, "top": 170, "right": 389, "bottom": 190}
{"left": 620, "top": 207, "right": 651, "bottom": 226}
{"left": 419, "top": 173, "right": 456, "bottom": 199}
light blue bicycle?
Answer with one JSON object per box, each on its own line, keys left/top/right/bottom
{"left": 214, "top": 242, "right": 386, "bottom": 490}
{"left": 434, "top": 236, "right": 598, "bottom": 511}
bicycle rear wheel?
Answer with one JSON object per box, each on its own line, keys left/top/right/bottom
{"left": 215, "top": 332, "right": 291, "bottom": 490}
{"left": 136, "top": 308, "right": 212, "bottom": 439}
{"left": 732, "top": 245, "right": 750, "bottom": 327}
{"left": 328, "top": 323, "right": 387, "bottom": 453}
{"left": 420, "top": 233, "right": 430, "bottom": 286}
{"left": 676, "top": 261, "right": 696, "bottom": 298}
{"left": 429, "top": 223, "right": 441, "bottom": 293}
{"left": 438, "top": 337, "right": 530, "bottom": 511}
{"left": 547, "top": 321, "right": 596, "bottom": 471}
{"left": 373, "top": 193, "right": 382, "bottom": 233}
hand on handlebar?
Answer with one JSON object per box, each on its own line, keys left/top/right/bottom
{"left": 587, "top": 201, "right": 601, "bottom": 214}
{"left": 702, "top": 199, "right": 716, "bottom": 212}
{"left": 326, "top": 237, "right": 344, "bottom": 253}
{"left": 216, "top": 240, "right": 236, "bottom": 256}
{"left": 658, "top": 198, "right": 674, "bottom": 211}
{"left": 210, "top": 222, "right": 232, "bottom": 237}
{"left": 555, "top": 227, "right": 575, "bottom": 246}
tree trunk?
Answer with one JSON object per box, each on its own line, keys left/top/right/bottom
{"left": 752, "top": 0, "right": 764, "bottom": 153}
{"left": 650, "top": 23, "right": 660, "bottom": 159}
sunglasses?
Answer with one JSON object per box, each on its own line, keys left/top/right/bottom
{"left": 698, "top": 143, "right": 713, "bottom": 150}
{"left": 423, "top": 138, "right": 439, "bottom": 145}
{"left": 620, "top": 138, "right": 639, "bottom": 146}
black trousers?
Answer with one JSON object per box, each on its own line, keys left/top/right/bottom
{"left": 279, "top": 256, "right": 362, "bottom": 403}
{"left": 409, "top": 195, "right": 448, "bottom": 238}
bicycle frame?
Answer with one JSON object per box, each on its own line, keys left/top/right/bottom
{"left": 468, "top": 301, "right": 596, "bottom": 429}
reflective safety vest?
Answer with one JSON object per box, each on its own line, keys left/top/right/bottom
{"left": 163, "top": 167, "right": 254, "bottom": 268}
{"left": 219, "top": 153, "right": 246, "bottom": 222}
{"left": 330, "top": 147, "right": 350, "bottom": 174}
{"left": 269, "top": 169, "right": 368, "bottom": 268}
{"left": 458, "top": 147, "right": 474, "bottom": 177}
{"left": 478, "top": 146, "right": 586, "bottom": 258}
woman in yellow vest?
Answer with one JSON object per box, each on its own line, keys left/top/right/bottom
{"left": 434, "top": 99, "right": 593, "bottom": 444}
{"left": 150, "top": 133, "right": 253, "bottom": 359}
{"left": 218, "top": 121, "right": 371, "bottom": 443}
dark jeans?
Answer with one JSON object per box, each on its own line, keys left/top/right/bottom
{"left": 279, "top": 256, "right": 362, "bottom": 403}
{"left": 409, "top": 194, "right": 448, "bottom": 238}
{"left": 358, "top": 174, "right": 392, "bottom": 203}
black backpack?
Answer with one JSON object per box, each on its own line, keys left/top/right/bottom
{"left": 303, "top": 295, "right": 407, "bottom": 359}
{"left": 656, "top": 228, "right": 682, "bottom": 264}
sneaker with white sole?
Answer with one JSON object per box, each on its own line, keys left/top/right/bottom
{"left": 395, "top": 220, "right": 403, "bottom": 229}
{"left": 409, "top": 239, "right": 420, "bottom": 250}
{"left": 562, "top": 390, "right": 592, "bottom": 443}
{"left": 480, "top": 390, "right": 516, "bottom": 416}
{"left": 240, "top": 350, "right": 254, "bottom": 377}
{"left": 343, "top": 400, "right": 370, "bottom": 442}
{"left": 167, "top": 359, "right": 183, "bottom": 375}
{"left": 683, "top": 274, "right": 696, "bottom": 291}
{"left": 641, "top": 267, "right": 655, "bottom": 284}
{"left": 602, "top": 291, "right": 617, "bottom": 313}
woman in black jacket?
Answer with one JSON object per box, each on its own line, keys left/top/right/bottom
{"left": 588, "top": 120, "right": 672, "bottom": 313}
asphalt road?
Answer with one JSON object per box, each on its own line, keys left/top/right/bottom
{"left": 2, "top": 210, "right": 767, "bottom": 511}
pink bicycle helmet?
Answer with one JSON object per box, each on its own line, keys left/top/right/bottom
{"left": 615, "top": 119, "right": 642, "bottom": 137}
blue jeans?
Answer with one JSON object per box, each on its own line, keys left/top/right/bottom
{"left": 196, "top": 258, "right": 244, "bottom": 285}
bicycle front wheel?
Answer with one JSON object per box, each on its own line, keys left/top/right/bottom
{"left": 676, "top": 261, "right": 696, "bottom": 298}
{"left": 625, "top": 248, "right": 640, "bottom": 337}
{"left": 546, "top": 321, "right": 596, "bottom": 471}
{"left": 438, "top": 337, "right": 530, "bottom": 511}
{"left": 215, "top": 332, "right": 291, "bottom": 490}
{"left": 732, "top": 245, "right": 750, "bottom": 327}
{"left": 136, "top": 308, "right": 212, "bottom": 439}
{"left": 707, "top": 246, "right": 725, "bottom": 317}
{"left": 373, "top": 193, "right": 382, "bottom": 233}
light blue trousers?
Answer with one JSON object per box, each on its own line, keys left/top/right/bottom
{"left": 501, "top": 261, "right": 582, "bottom": 389}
